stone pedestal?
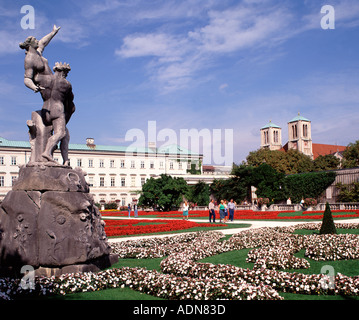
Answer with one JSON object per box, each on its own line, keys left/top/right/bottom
{"left": 0, "top": 164, "right": 118, "bottom": 277}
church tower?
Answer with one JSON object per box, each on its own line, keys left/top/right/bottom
{"left": 287, "top": 113, "right": 313, "bottom": 159}
{"left": 260, "top": 120, "right": 282, "bottom": 151}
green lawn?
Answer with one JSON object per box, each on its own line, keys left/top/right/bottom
{"left": 42, "top": 228, "right": 359, "bottom": 301}
{"left": 278, "top": 211, "right": 358, "bottom": 218}
{"left": 201, "top": 228, "right": 359, "bottom": 300}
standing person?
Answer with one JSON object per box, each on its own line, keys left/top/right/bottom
{"left": 208, "top": 199, "right": 215, "bottom": 223}
{"left": 300, "top": 198, "right": 305, "bottom": 210}
{"left": 183, "top": 201, "right": 189, "bottom": 220}
{"left": 128, "top": 203, "right": 132, "bottom": 218}
{"left": 218, "top": 200, "right": 225, "bottom": 223}
{"left": 223, "top": 200, "right": 228, "bottom": 222}
{"left": 228, "top": 199, "right": 235, "bottom": 222}
{"left": 134, "top": 203, "right": 138, "bottom": 218}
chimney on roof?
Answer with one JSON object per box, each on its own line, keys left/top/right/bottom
{"left": 86, "top": 138, "right": 96, "bottom": 149}
{"left": 148, "top": 141, "right": 157, "bottom": 151}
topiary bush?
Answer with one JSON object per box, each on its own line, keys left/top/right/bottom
{"left": 319, "top": 202, "right": 337, "bottom": 235}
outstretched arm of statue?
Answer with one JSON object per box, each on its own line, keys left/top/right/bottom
{"left": 38, "top": 25, "right": 61, "bottom": 54}
{"left": 23, "top": 67, "right": 44, "bottom": 92}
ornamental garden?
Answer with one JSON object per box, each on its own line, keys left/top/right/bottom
{"left": 2, "top": 206, "right": 359, "bottom": 300}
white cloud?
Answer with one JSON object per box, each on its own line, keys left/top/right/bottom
{"left": 117, "top": 33, "right": 186, "bottom": 59}
{"left": 113, "top": 0, "right": 359, "bottom": 95}
{"left": 115, "top": 2, "right": 296, "bottom": 93}
{"left": 188, "top": 5, "right": 292, "bottom": 53}
{"left": 219, "top": 83, "right": 228, "bottom": 91}
{"left": 54, "top": 19, "right": 89, "bottom": 46}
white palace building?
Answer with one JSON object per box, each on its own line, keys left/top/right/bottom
{"left": 0, "top": 136, "right": 230, "bottom": 206}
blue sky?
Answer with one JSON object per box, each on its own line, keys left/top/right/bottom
{"left": 0, "top": 0, "right": 359, "bottom": 165}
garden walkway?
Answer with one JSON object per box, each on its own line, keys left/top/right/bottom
{"left": 107, "top": 217, "right": 359, "bottom": 243}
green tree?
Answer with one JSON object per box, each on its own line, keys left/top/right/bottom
{"left": 230, "top": 164, "right": 255, "bottom": 202}
{"left": 210, "top": 164, "right": 254, "bottom": 203}
{"left": 285, "top": 149, "right": 314, "bottom": 174}
{"left": 342, "top": 140, "right": 359, "bottom": 168}
{"left": 246, "top": 148, "right": 314, "bottom": 174}
{"left": 246, "top": 148, "right": 288, "bottom": 173}
{"left": 188, "top": 181, "right": 210, "bottom": 206}
{"left": 284, "top": 171, "right": 336, "bottom": 203}
{"left": 314, "top": 154, "right": 340, "bottom": 171}
{"left": 336, "top": 182, "right": 359, "bottom": 202}
{"left": 250, "top": 163, "right": 287, "bottom": 203}
{"left": 138, "top": 174, "right": 189, "bottom": 211}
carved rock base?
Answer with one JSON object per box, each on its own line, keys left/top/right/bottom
{"left": 0, "top": 165, "right": 118, "bottom": 277}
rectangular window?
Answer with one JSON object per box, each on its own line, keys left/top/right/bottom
{"left": 141, "top": 177, "right": 146, "bottom": 186}
{"left": 99, "top": 177, "right": 105, "bottom": 187}
{"left": 0, "top": 157, "right": 4, "bottom": 165}
{"left": 140, "top": 161, "right": 145, "bottom": 169}
{"left": 160, "top": 161, "right": 164, "bottom": 168}
{"left": 121, "top": 177, "right": 126, "bottom": 187}
{"left": 169, "top": 162, "right": 174, "bottom": 170}
{"left": 120, "top": 160, "right": 125, "bottom": 168}
{"left": 88, "top": 159, "right": 93, "bottom": 168}
{"left": 111, "top": 177, "right": 115, "bottom": 187}
{"left": 11, "top": 157, "right": 17, "bottom": 166}
{"left": 131, "top": 176, "right": 136, "bottom": 187}
{"left": 303, "top": 124, "right": 308, "bottom": 138}
{"left": 77, "top": 159, "right": 82, "bottom": 167}
{"left": 11, "top": 176, "right": 17, "bottom": 186}
{"left": 131, "top": 161, "right": 135, "bottom": 169}
{"left": 0, "top": 176, "right": 4, "bottom": 187}
{"left": 150, "top": 161, "right": 154, "bottom": 169}
{"left": 121, "top": 197, "right": 126, "bottom": 206}
{"left": 110, "top": 160, "right": 115, "bottom": 168}
{"left": 178, "top": 162, "right": 182, "bottom": 169}
{"left": 99, "top": 159, "right": 104, "bottom": 168}
{"left": 88, "top": 176, "right": 94, "bottom": 187}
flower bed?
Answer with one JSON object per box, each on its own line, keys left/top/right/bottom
{"left": 101, "top": 209, "right": 359, "bottom": 220}
{"left": 2, "top": 222, "right": 359, "bottom": 300}
{"left": 104, "top": 219, "right": 227, "bottom": 237}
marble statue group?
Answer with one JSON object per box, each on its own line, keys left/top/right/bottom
{"left": 0, "top": 26, "right": 117, "bottom": 277}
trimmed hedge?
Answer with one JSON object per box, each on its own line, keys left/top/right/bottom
{"left": 285, "top": 171, "right": 336, "bottom": 203}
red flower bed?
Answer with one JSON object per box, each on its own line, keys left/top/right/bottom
{"left": 101, "top": 209, "right": 359, "bottom": 221}
{"left": 104, "top": 219, "right": 227, "bottom": 237}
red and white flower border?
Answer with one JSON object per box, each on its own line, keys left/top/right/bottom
{"left": 1, "top": 222, "right": 359, "bottom": 300}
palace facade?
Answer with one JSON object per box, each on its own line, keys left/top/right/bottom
{"left": 0, "top": 137, "right": 230, "bottom": 205}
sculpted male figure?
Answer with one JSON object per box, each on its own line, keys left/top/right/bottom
{"left": 20, "top": 26, "right": 75, "bottom": 165}
{"left": 41, "top": 62, "right": 75, "bottom": 164}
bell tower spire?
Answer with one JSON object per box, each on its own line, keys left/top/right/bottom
{"left": 260, "top": 120, "right": 282, "bottom": 150}
{"left": 287, "top": 113, "right": 313, "bottom": 158}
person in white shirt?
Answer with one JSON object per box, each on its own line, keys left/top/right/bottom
{"left": 208, "top": 199, "right": 215, "bottom": 223}
{"left": 182, "top": 201, "right": 189, "bottom": 220}
{"left": 228, "top": 199, "right": 235, "bottom": 222}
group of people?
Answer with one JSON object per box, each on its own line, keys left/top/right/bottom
{"left": 208, "top": 199, "right": 236, "bottom": 223}
{"left": 182, "top": 199, "right": 236, "bottom": 223}
{"left": 128, "top": 203, "right": 138, "bottom": 218}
